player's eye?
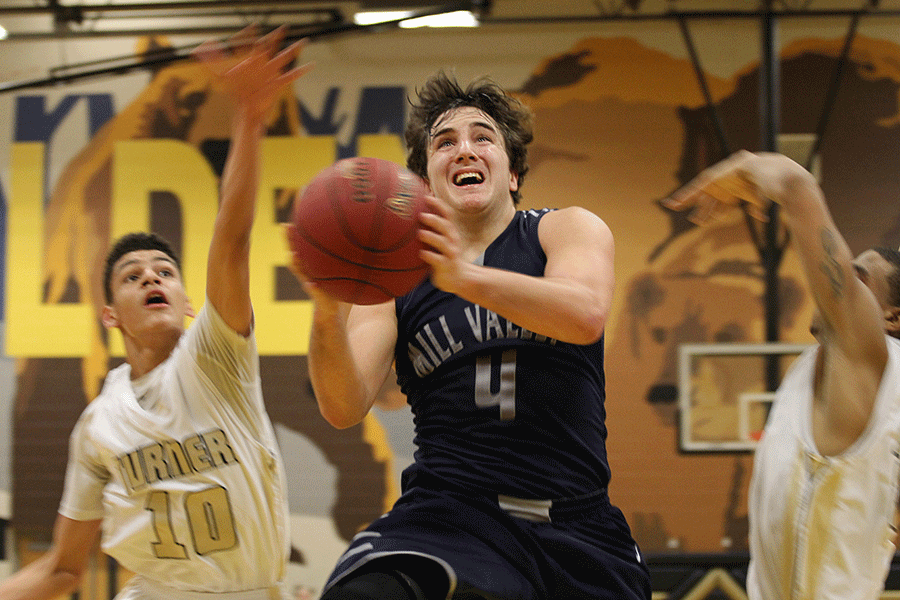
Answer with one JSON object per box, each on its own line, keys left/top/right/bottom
{"left": 159, "top": 269, "right": 173, "bottom": 277}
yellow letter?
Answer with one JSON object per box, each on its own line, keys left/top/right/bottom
{"left": 5, "top": 143, "right": 91, "bottom": 356}
{"left": 251, "top": 136, "right": 335, "bottom": 355}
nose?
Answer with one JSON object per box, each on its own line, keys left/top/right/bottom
{"left": 454, "top": 138, "right": 476, "bottom": 162}
{"left": 141, "top": 269, "right": 161, "bottom": 286}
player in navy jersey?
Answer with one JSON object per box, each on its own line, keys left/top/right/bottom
{"left": 292, "top": 71, "right": 651, "bottom": 600}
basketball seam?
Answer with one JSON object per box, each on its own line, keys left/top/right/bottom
{"left": 291, "top": 223, "right": 428, "bottom": 274}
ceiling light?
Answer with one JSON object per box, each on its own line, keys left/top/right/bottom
{"left": 353, "top": 10, "right": 416, "bottom": 26}
{"left": 0, "top": 25, "right": 7, "bottom": 41}
{"left": 353, "top": 8, "right": 478, "bottom": 28}
{"left": 399, "top": 10, "right": 479, "bottom": 28}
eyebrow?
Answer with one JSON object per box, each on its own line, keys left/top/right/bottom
{"left": 430, "top": 119, "right": 499, "bottom": 141}
{"left": 115, "top": 255, "right": 176, "bottom": 275}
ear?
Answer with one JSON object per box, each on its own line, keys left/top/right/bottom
{"left": 885, "top": 305, "right": 900, "bottom": 336}
{"left": 185, "top": 298, "right": 197, "bottom": 319}
{"left": 509, "top": 170, "right": 519, "bottom": 193}
{"left": 101, "top": 305, "right": 119, "bottom": 330}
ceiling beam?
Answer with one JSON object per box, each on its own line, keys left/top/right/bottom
{"left": 0, "top": 1, "right": 343, "bottom": 15}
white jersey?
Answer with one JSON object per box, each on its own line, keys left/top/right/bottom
{"left": 59, "top": 304, "right": 289, "bottom": 599}
{"left": 747, "top": 336, "right": 900, "bottom": 600}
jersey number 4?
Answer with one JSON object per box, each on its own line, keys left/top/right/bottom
{"left": 475, "top": 349, "right": 516, "bottom": 420}
{"left": 146, "top": 486, "right": 237, "bottom": 557}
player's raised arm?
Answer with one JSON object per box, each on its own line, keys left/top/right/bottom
{"left": 665, "top": 151, "right": 886, "bottom": 362}
{"left": 287, "top": 247, "right": 398, "bottom": 429}
{"left": 196, "top": 27, "right": 311, "bottom": 335}
{"left": 286, "top": 158, "right": 426, "bottom": 428}
{"left": 665, "top": 150, "right": 890, "bottom": 450}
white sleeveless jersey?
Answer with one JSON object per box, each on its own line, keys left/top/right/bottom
{"left": 747, "top": 336, "right": 900, "bottom": 600}
{"left": 59, "top": 304, "right": 289, "bottom": 597}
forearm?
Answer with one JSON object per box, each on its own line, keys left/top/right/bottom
{"left": 205, "top": 106, "right": 264, "bottom": 333}
{"left": 215, "top": 106, "right": 264, "bottom": 252}
{"left": 308, "top": 305, "right": 375, "bottom": 428}
{"left": 0, "top": 553, "right": 80, "bottom": 600}
{"left": 199, "top": 26, "right": 308, "bottom": 330}
{"left": 454, "top": 263, "right": 609, "bottom": 345}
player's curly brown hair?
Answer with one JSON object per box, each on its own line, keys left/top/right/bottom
{"left": 405, "top": 71, "right": 533, "bottom": 205}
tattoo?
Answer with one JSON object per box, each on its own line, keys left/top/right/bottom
{"left": 818, "top": 228, "right": 845, "bottom": 299}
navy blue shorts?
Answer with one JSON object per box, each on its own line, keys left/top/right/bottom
{"left": 322, "top": 478, "right": 651, "bottom": 600}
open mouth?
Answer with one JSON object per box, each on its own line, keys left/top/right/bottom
{"left": 453, "top": 171, "right": 484, "bottom": 186}
{"left": 145, "top": 292, "right": 169, "bottom": 306}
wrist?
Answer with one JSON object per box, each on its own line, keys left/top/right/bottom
{"left": 234, "top": 103, "right": 267, "bottom": 130}
{"left": 451, "top": 262, "right": 483, "bottom": 302}
{"left": 312, "top": 298, "right": 349, "bottom": 326}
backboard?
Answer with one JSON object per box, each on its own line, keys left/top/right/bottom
{"left": 678, "top": 343, "right": 811, "bottom": 452}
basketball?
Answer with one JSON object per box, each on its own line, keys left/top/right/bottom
{"left": 288, "top": 157, "right": 432, "bottom": 305}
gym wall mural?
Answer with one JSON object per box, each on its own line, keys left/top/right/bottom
{"left": 2, "top": 20, "right": 900, "bottom": 597}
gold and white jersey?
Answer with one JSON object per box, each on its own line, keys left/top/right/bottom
{"left": 59, "top": 304, "right": 289, "bottom": 598}
{"left": 747, "top": 337, "right": 900, "bottom": 600}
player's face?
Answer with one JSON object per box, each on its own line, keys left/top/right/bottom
{"left": 425, "top": 106, "right": 518, "bottom": 213}
{"left": 103, "top": 249, "right": 192, "bottom": 340}
{"left": 810, "top": 249, "right": 896, "bottom": 337}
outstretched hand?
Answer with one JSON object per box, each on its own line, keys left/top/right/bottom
{"left": 662, "top": 150, "right": 797, "bottom": 225}
{"left": 193, "top": 25, "right": 313, "bottom": 121}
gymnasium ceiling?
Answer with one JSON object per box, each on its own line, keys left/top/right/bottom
{"left": 2, "top": 0, "right": 900, "bottom": 41}
{"left": 3, "top": 0, "right": 900, "bottom": 93}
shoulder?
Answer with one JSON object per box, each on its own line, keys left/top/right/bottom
{"left": 537, "top": 206, "right": 613, "bottom": 248}
{"left": 185, "top": 302, "right": 255, "bottom": 351}
{"left": 72, "top": 381, "right": 119, "bottom": 444}
{"left": 89, "top": 363, "right": 131, "bottom": 410}
{"left": 538, "top": 206, "right": 609, "bottom": 231}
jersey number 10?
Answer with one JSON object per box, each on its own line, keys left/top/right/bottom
{"left": 147, "top": 486, "right": 237, "bottom": 557}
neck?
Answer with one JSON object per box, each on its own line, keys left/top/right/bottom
{"left": 123, "top": 330, "right": 181, "bottom": 379}
{"left": 455, "top": 201, "right": 517, "bottom": 261}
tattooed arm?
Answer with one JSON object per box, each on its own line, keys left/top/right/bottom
{"left": 665, "top": 151, "right": 888, "bottom": 453}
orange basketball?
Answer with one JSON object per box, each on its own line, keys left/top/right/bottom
{"left": 288, "top": 157, "right": 432, "bottom": 305}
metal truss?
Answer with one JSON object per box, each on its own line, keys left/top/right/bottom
{"left": 0, "top": 0, "right": 494, "bottom": 40}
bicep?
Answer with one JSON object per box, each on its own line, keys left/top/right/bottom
{"left": 540, "top": 208, "right": 615, "bottom": 308}
{"left": 789, "top": 214, "right": 885, "bottom": 359}
{"left": 50, "top": 515, "right": 102, "bottom": 576}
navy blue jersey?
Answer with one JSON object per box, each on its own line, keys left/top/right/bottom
{"left": 395, "top": 208, "right": 610, "bottom": 500}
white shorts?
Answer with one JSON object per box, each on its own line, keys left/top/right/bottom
{"left": 115, "top": 576, "right": 286, "bottom": 600}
